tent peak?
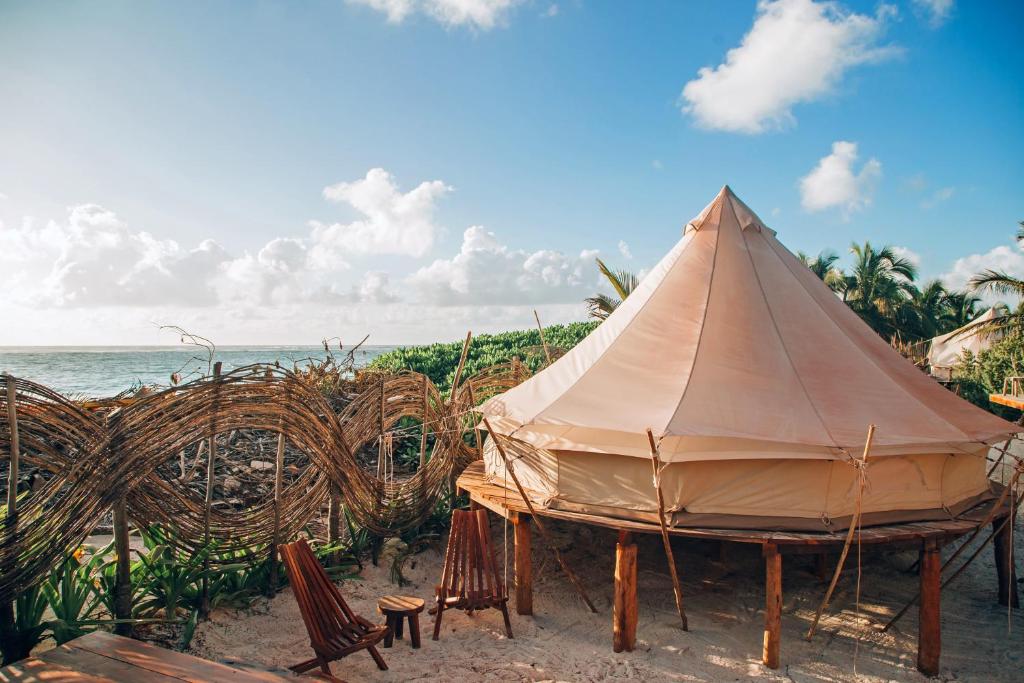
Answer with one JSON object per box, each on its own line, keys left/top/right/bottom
{"left": 686, "top": 186, "right": 774, "bottom": 235}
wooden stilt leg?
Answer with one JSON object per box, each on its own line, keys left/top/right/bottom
{"left": 514, "top": 514, "right": 533, "bottom": 615}
{"left": 613, "top": 531, "right": 638, "bottom": 653}
{"left": 762, "top": 543, "right": 781, "bottom": 670}
{"left": 814, "top": 553, "right": 828, "bottom": 582}
{"left": 918, "top": 539, "right": 941, "bottom": 677}
{"left": 993, "top": 517, "right": 1019, "bottom": 608}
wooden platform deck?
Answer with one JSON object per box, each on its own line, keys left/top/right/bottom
{"left": 457, "top": 460, "right": 1008, "bottom": 552}
{"left": 0, "top": 632, "right": 292, "bottom": 682}
{"left": 457, "top": 460, "right": 1018, "bottom": 678}
{"left": 990, "top": 392, "right": 1024, "bottom": 410}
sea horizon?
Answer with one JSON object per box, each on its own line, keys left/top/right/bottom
{"left": 0, "top": 344, "right": 399, "bottom": 397}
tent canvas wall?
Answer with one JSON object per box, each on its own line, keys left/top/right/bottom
{"left": 480, "top": 187, "right": 1017, "bottom": 532}
{"left": 927, "top": 307, "right": 1002, "bottom": 381}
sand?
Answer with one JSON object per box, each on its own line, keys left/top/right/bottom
{"left": 189, "top": 513, "right": 1024, "bottom": 682}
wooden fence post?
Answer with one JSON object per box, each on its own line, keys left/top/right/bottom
{"left": 993, "top": 515, "right": 1020, "bottom": 608}
{"left": 200, "top": 361, "right": 222, "bottom": 619}
{"left": 328, "top": 484, "right": 342, "bottom": 567}
{"left": 1, "top": 375, "right": 21, "bottom": 661}
{"left": 112, "top": 496, "right": 133, "bottom": 635}
{"left": 419, "top": 374, "right": 428, "bottom": 470}
{"left": 268, "top": 429, "right": 285, "bottom": 596}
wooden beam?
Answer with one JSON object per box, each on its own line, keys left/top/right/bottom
{"left": 763, "top": 543, "right": 782, "bottom": 670}
{"left": 613, "top": 535, "right": 638, "bottom": 653}
{"left": 917, "top": 539, "right": 941, "bottom": 677}
{"left": 200, "top": 361, "right": 222, "bottom": 618}
{"left": 112, "top": 497, "right": 132, "bottom": 636}
{"left": 327, "top": 483, "right": 342, "bottom": 567}
{"left": 1, "top": 375, "right": 20, "bottom": 660}
{"left": 992, "top": 516, "right": 1020, "bottom": 608}
{"left": 514, "top": 515, "right": 533, "bottom": 615}
{"left": 268, "top": 429, "right": 285, "bottom": 597}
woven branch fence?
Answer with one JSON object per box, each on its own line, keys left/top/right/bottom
{"left": 0, "top": 360, "right": 528, "bottom": 605}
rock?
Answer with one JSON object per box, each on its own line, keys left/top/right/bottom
{"left": 249, "top": 460, "right": 274, "bottom": 471}
{"left": 223, "top": 475, "right": 242, "bottom": 493}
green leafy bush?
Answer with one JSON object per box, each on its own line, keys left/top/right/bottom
{"left": 952, "top": 330, "right": 1024, "bottom": 418}
{"left": 368, "top": 322, "right": 598, "bottom": 392}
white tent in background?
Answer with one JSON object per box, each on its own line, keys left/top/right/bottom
{"left": 927, "top": 307, "right": 1002, "bottom": 381}
{"left": 480, "top": 186, "right": 1017, "bottom": 531}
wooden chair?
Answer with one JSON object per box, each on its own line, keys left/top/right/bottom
{"left": 432, "top": 508, "right": 513, "bottom": 640}
{"left": 279, "top": 538, "right": 389, "bottom": 678}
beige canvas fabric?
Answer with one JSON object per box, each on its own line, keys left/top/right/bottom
{"left": 928, "top": 307, "right": 1001, "bottom": 380}
{"left": 482, "top": 186, "right": 1017, "bottom": 461}
{"left": 478, "top": 186, "right": 1017, "bottom": 530}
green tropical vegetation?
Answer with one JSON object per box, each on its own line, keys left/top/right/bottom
{"left": 584, "top": 257, "right": 640, "bottom": 320}
{"left": 369, "top": 322, "right": 598, "bottom": 392}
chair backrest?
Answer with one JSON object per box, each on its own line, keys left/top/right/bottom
{"left": 279, "top": 538, "right": 360, "bottom": 651}
{"left": 438, "top": 508, "right": 504, "bottom": 603}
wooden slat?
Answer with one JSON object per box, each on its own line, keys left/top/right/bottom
{"left": 0, "top": 656, "right": 116, "bottom": 682}
{"left": 61, "top": 632, "right": 290, "bottom": 682}
{"left": 44, "top": 644, "right": 175, "bottom": 682}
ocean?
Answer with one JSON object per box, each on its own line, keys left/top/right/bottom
{"left": 0, "top": 345, "right": 398, "bottom": 398}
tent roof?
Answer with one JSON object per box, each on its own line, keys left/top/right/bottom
{"left": 927, "top": 307, "right": 1001, "bottom": 371}
{"left": 482, "top": 186, "right": 1017, "bottom": 461}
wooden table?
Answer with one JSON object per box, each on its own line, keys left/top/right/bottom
{"left": 0, "top": 631, "right": 292, "bottom": 682}
{"left": 377, "top": 595, "right": 425, "bottom": 649}
{"left": 457, "top": 460, "right": 1015, "bottom": 678}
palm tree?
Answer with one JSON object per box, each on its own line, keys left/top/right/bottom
{"left": 942, "top": 290, "right": 984, "bottom": 329}
{"left": 843, "top": 242, "right": 919, "bottom": 341}
{"left": 797, "top": 250, "right": 845, "bottom": 292}
{"left": 967, "top": 220, "right": 1024, "bottom": 333}
{"left": 585, "top": 258, "right": 639, "bottom": 320}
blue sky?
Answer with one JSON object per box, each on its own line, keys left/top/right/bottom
{"left": 1, "top": 0, "right": 1021, "bottom": 345}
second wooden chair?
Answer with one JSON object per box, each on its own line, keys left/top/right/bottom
{"left": 432, "top": 507, "right": 513, "bottom": 640}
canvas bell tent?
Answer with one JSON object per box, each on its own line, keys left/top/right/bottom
{"left": 927, "top": 307, "right": 1002, "bottom": 381}
{"left": 480, "top": 186, "right": 1018, "bottom": 532}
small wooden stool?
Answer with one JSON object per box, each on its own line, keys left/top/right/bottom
{"left": 378, "top": 595, "right": 425, "bottom": 649}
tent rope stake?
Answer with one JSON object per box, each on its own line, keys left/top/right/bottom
{"left": 806, "top": 424, "right": 875, "bottom": 641}
{"left": 482, "top": 417, "right": 598, "bottom": 613}
{"left": 646, "top": 428, "right": 688, "bottom": 631}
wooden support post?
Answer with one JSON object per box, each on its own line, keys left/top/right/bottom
{"left": 200, "top": 361, "right": 222, "bottom": 619}
{"left": 814, "top": 553, "right": 828, "bottom": 582}
{"left": 1, "top": 374, "right": 21, "bottom": 661}
{"left": 763, "top": 543, "right": 782, "bottom": 670}
{"left": 918, "top": 539, "right": 941, "bottom": 677}
{"left": 377, "top": 379, "right": 386, "bottom": 479}
{"left": 419, "top": 374, "right": 429, "bottom": 469}
{"left": 268, "top": 430, "right": 285, "bottom": 597}
{"left": 613, "top": 531, "right": 638, "bottom": 653}
{"left": 514, "top": 514, "right": 533, "bottom": 615}
{"left": 992, "top": 515, "right": 1019, "bottom": 608}
{"left": 112, "top": 497, "right": 133, "bottom": 636}
{"left": 327, "top": 483, "right": 342, "bottom": 567}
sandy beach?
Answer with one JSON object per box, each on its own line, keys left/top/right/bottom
{"left": 191, "top": 515, "right": 1024, "bottom": 682}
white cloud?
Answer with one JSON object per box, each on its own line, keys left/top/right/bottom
{"left": 943, "top": 243, "right": 1024, "bottom": 296}
{"left": 618, "top": 240, "right": 632, "bottom": 260}
{"left": 913, "top": 0, "right": 954, "bottom": 28}
{"left": 347, "top": 270, "right": 399, "bottom": 304}
{"left": 798, "top": 141, "right": 881, "bottom": 216}
{"left": 891, "top": 245, "right": 921, "bottom": 267}
{"left": 407, "top": 226, "right": 598, "bottom": 305}
{"left": 921, "top": 186, "right": 955, "bottom": 209}
{"left": 310, "top": 168, "right": 451, "bottom": 267}
{"left": 543, "top": 4, "right": 558, "bottom": 18}
{"left": 349, "top": 0, "right": 522, "bottom": 30}
{"left": 680, "top": 0, "right": 899, "bottom": 134}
